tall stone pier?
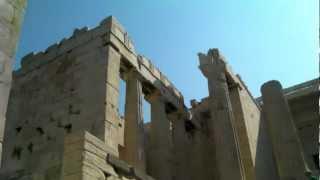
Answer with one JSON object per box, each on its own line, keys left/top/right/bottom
{"left": 198, "top": 49, "right": 244, "bottom": 180}
{"left": 261, "top": 80, "right": 308, "bottom": 180}
{"left": 122, "top": 69, "right": 146, "bottom": 171}
{"left": 0, "top": 0, "right": 27, "bottom": 165}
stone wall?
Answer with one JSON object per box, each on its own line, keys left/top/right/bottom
{"left": 0, "top": 16, "right": 186, "bottom": 180}
{"left": 0, "top": 0, "right": 27, "bottom": 165}
{"left": 2, "top": 30, "right": 121, "bottom": 177}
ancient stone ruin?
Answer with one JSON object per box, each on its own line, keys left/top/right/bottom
{"left": 0, "top": 4, "right": 319, "bottom": 180}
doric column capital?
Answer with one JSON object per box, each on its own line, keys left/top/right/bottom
{"left": 198, "top": 48, "right": 227, "bottom": 78}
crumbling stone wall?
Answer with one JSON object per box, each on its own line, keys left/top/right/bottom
{"left": 2, "top": 27, "right": 120, "bottom": 177}
{"left": 1, "top": 16, "right": 185, "bottom": 180}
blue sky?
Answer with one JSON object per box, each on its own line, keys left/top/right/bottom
{"left": 16, "top": 0, "right": 318, "bottom": 109}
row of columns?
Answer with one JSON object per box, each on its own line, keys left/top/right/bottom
{"left": 121, "top": 68, "right": 173, "bottom": 180}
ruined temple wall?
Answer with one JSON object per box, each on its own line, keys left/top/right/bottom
{"left": 0, "top": 16, "right": 186, "bottom": 180}
{"left": 1, "top": 35, "right": 121, "bottom": 177}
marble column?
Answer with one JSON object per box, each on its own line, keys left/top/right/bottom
{"left": 198, "top": 49, "right": 244, "bottom": 180}
{"left": 147, "top": 91, "right": 172, "bottom": 180}
{"left": 261, "top": 80, "right": 308, "bottom": 180}
{"left": 0, "top": 0, "right": 27, "bottom": 166}
{"left": 122, "top": 69, "right": 146, "bottom": 171}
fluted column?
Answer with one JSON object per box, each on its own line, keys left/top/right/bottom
{"left": 261, "top": 80, "right": 308, "bottom": 180}
{"left": 147, "top": 91, "right": 172, "bottom": 180}
{"left": 122, "top": 69, "right": 146, "bottom": 171}
{"left": 198, "top": 49, "right": 244, "bottom": 180}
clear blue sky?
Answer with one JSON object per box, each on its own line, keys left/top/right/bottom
{"left": 16, "top": 0, "right": 318, "bottom": 107}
